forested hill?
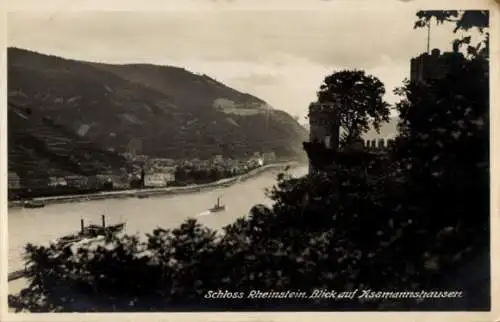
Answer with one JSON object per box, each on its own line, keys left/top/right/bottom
{"left": 8, "top": 47, "right": 308, "bottom": 179}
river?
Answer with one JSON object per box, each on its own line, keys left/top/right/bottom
{"left": 8, "top": 165, "right": 308, "bottom": 274}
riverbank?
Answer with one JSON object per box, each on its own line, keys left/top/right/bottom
{"left": 8, "top": 162, "right": 301, "bottom": 209}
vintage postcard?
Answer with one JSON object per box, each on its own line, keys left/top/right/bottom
{"left": 1, "top": 0, "right": 499, "bottom": 321}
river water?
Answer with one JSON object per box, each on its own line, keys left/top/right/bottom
{"left": 8, "top": 165, "right": 308, "bottom": 273}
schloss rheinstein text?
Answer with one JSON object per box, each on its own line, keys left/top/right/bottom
{"left": 204, "top": 289, "right": 464, "bottom": 300}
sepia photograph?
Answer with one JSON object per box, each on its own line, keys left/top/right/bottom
{"left": 2, "top": 0, "right": 497, "bottom": 318}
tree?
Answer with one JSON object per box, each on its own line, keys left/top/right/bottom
{"left": 414, "top": 10, "right": 489, "bottom": 59}
{"left": 317, "top": 70, "right": 390, "bottom": 147}
{"left": 130, "top": 177, "right": 142, "bottom": 189}
{"left": 393, "top": 52, "right": 489, "bottom": 244}
{"left": 102, "top": 180, "right": 113, "bottom": 190}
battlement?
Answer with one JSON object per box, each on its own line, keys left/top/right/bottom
{"left": 305, "top": 100, "right": 396, "bottom": 173}
{"left": 363, "top": 138, "right": 395, "bottom": 152}
{"left": 410, "top": 48, "right": 465, "bottom": 83}
{"left": 308, "top": 101, "right": 340, "bottom": 113}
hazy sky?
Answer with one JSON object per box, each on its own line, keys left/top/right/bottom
{"left": 6, "top": 0, "right": 491, "bottom": 123}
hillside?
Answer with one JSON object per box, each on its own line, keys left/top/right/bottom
{"left": 89, "top": 63, "right": 268, "bottom": 112}
{"left": 8, "top": 103, "right": 127, "bottom": 187}
{"left": 7, "top": 47, "right": 308, "bottom": 182}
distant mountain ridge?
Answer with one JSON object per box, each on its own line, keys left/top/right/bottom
{"left": 8, "top": 47, "right": 308, "bottom": 183}
{"left": 89, "top": 62, "right": 268, "bottom": 111}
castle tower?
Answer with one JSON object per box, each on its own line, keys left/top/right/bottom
{"left": 306, "top": 99, "right": 341, "bottom": 173}
{"left": 308, "top": 101, "right": 341, "bottom": 149}
{"left": 410, "top": 48, "right": 464, "bottom": 84}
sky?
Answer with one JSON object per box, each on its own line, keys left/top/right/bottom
{"left": 6, "top": 0, "right": 492, "bottom": 124}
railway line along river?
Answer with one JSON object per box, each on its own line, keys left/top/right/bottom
{"left": 8, "top": 165, "right": 308, "bottom": 276}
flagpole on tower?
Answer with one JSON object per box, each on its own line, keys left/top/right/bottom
{"left": 426, "top": 19, "right": 431, "bottom": 54}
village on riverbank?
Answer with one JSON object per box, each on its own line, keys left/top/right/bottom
{"left": 7, "top": 150, "right": 294, "bottom": 204}
{"left": 8, "top": 159, "right": 301, "bottom": 209}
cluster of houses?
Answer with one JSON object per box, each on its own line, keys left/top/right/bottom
{"left": 144, "top": 151, "right": 276, "bottom": 187}
{"left": 8, "top": 171, "right": 132, "bottom": 191}
{"left": 140, "top": 157, "right": 177, "bottom": 188}
{"left": 8, "top": 151, "right": 278, "bottom": 192}
{"left": 178, "top": 152, "right": 273, "bottom": 171}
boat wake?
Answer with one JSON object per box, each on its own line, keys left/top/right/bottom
{"left": 196, "top": 210, "right": 212, "bottom": 217}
